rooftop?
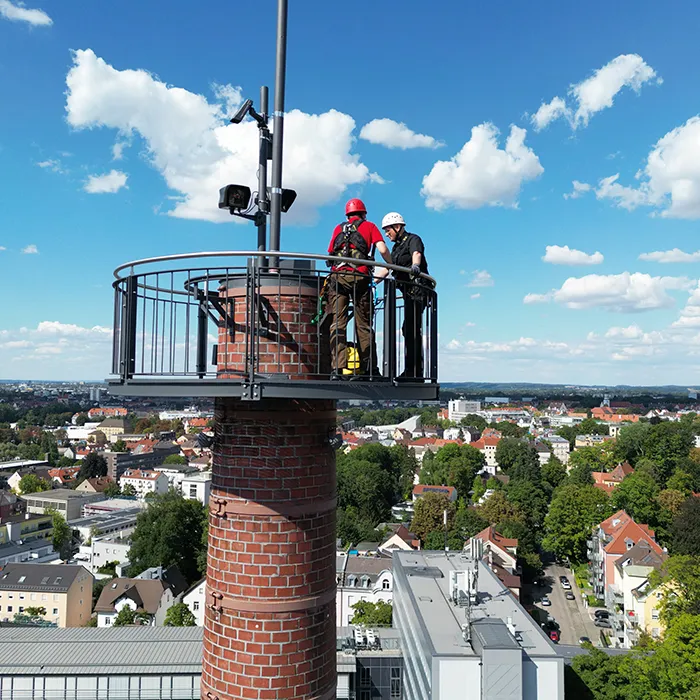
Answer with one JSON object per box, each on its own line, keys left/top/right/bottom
{"left": 393, "top": 550, "right": 556, "bottom": 658}
{"left": 0, "top": 563, "right": 88, "bottom": 592}
{"left": 22, "top": 489, "right": 100, "bottom": 502}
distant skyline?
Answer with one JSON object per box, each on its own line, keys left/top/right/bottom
{"left": 3, "top": 1, "right": 700, "bottom": 383}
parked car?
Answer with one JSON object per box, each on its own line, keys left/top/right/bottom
{"left": 594, "top": 618, "right": 612, "bottom": 628}
{"left": 594, "top": 609, "right": 610, "bottom": 619}
{"left": 578, "top": 636, "right": 591, "bottom": 645}
{"left": 549, "top": 629, "right": 560, "bottom": 643}
{"left": 565, "top": 591, "right": 575, "bottom": 600}
{"left": 558, "top": 576, "right": 568, "bottom": 584}
{"left": 541, "top": 596, "right": 551, "bottom": 606}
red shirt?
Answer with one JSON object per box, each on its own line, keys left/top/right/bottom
{"left": 327, "top": 216, "right": 383, "bottom": 275}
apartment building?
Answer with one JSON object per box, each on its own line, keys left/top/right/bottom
{"left": 119, "top": 470, "right": 169, "bottom": 500}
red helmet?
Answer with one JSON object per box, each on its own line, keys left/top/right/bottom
{"left": 345, "top": 198, "right": 367, "bottom": 216}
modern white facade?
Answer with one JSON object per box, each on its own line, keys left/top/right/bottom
{"left": 447, "top": 400, "right": 482, "bottom": 422}
{"left": 180, "top": 472, "right": 212, "bottom": 506}
{"left": 336, "top": 554, "right": 393, "bottom": 627}
{"left": 182, "top": 579, "right": 206, "bottom": 627}
{"left": 90, "top": 535, "right": 131, "bottom": 575}
{"left": 119, "top": 470, "right": 169, "bottom": 500}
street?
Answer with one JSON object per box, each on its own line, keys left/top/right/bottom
{"left": 533, "top": 562, "right": 600, "bottom": 646}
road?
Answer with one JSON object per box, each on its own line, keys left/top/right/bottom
{"left": 533, "top": 562, "right": 600, "bottom": 646}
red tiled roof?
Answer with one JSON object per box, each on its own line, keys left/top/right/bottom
{"left": 121, "top": 469, "right": 161, "bottom": 481}
{"left": 475, "top": 526, "right": 518, "bottom": 550}
{"left": 412, "top": 484, "right": 457, "bottom": 499}
{"left": 604, "top": 521, "right": 662, "bottom": 556}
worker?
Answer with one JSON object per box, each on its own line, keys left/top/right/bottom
{"left": 381, "top": 212, "right": 431, "bottom": 379}
{"left": 326, "top": 198, "right": 392, "bottom": 379}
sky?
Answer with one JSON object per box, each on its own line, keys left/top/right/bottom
{"left": 3, "top": 0, "right": 700, "bottom": 385}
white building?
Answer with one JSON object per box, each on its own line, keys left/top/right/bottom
{"left": 182, "top": 578, "right": 206, "bottom": 627}
{"left": 548, "top": 436, "right": 570, "bottom": 464}
{"left": 64, "top": 424, "right": 101, "bottom": 441}
{"left": 89, "top": 535, "right": 131, "bottom": 576}
{"left": 336, "top": 554, "right": 393, "bottom": 627}
{"left": 154, "top": 464, "right": 197, "bottom": 491}
{"left": 95, "top": 578, "right": 175, "bottom": 627}
{"left": 447, "top": 399, "right": 482, "bottom": 422}
{"left": 181, "top": 472, "right": 212, "bottom": 506}
{"left": 119, "top": 469, "right": 169, "bottom": 500}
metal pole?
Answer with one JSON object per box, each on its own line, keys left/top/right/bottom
{"left": 257, "top": 86, "right": 269, "bottom": 265}
{"left": 269, "top": 0, "right": 288, "bottom": 269}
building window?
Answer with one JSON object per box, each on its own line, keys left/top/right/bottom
{"left": 8, "top": 594, "right": 13, "bottom": 599}
{"left": 105, "top": 617, "right": 111, "bottom": 625}
{"left": 41, "top": 594, "right": 47, "bottom": 602}
{"left": 189, "top": 485, "right": 197, "bottom": 498}
{"left": 53, "top": 595, "right": 59, "bottom": 602}
{"left": 52, "top": 608, "right": 59, "bottom": 615}
{"left": 30, "top": 593, "right": 36, "bottom": 601}
{"left": 360, "top": 692, "right": 370, "bottom": 700}
{"left": 18, "top": 576, "right": 26, "bottom": 583}
{"left": 383, "top": 579, "right": 390, "bottom": 590}
{"left": 19, "top": 594, "right": 24, "bottom": 600}
{"left": 360, "top": 666, "right": 371, "bottom": 688}
{"left": 651, "top": 609, "right": 660, "bottom": 620}
{"left": 391, "top": 667, "right": 401, "bottom": 698}
{"left": 7, "top": 606, "right": 12, "bottom": 613}
{"left": 19, "top": 607, "right": 24, "bottom": 613}
{"left": 193, "top": 601, "right": 200, "bottom": 611}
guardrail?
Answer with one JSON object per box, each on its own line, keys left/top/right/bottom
{"left": 110, "top": 251, "right": 438, "bottom": 400}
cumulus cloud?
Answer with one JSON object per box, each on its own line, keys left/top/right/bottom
{"left": 531, "top": 54, "right": 660, "bottom": 131}
{"left": 21, "top": 244, "right": 38, "bottom": 254}
{"left": 65, "top": 49, "right": 379, "bottom": 224}
{"left": 563, "top": 180, "right": 592, "bottom": 200}
{"left": 421, "top": 123, "right": 542, "bottom": 210}
{"left": 0, "top": 0, "right": 51, "bottom": 26}
{"left": 594, "top": 174, "right": 648, "bottom": 211}
{"left": 359, "top": 118, "right": 442, "bottom": 150}
{"left": 470, "top": 293, "right": 481, "bottom": 300}
{"left": 672, "top": 283, "right": 700, "bottom": 328}
{"left": 83, "top": 170, "right": 128, "bottom": 194}
{"left": 37, "top": 159, "right": 66, "bottom": 174}
{"left": 543, "top": 245, "right": 603, "bottom": 266}
{"left": 639, "top": 248, "right": 700, "bottom": 263}
{"left": 0, "top": 246, "right": 5, "bottom": 252}
{"left": 466, "top": 270, "right": 494, "bottom": 288}
{"left": 524, "top": 272, "right": 693, "bottom": 312}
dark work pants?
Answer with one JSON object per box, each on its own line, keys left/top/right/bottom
{"left": 326, "top": 272, "right": 376, "bottom": 374}
{"left": 402, "top": 292, "right": 426, "bottom": 378}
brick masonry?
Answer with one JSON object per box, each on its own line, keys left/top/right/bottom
{"left": 201, "top": 397, "right": 337, "bottom": 700}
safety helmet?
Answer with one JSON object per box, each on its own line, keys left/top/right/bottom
{"left": 345, "top": 198, "right": 367, "bottom": 216}
{"left": 381, "top": 212, "right": 405, "bottom": 229}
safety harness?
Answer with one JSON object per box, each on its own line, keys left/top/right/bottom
{"left": 330, "top": 219, "right": 370, "bottom": 265}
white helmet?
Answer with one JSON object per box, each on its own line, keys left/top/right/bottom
{"left": 381, "top": 212, "right": 405, "bottom": 229}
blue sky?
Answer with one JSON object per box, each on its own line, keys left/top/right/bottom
{"left": 3, "top": 0, "right": 700, "bottom": 384}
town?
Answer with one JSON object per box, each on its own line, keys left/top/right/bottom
{"left": 0, "top": 381, "right": 698, "bottom": 698}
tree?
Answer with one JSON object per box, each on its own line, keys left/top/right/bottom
{"left": 112, "top": 606, "right": 152, "bottom": 627}
{"left": 17, "top": 473, "right": 51, "bottom": 494}
{"left": 47, "top": 508, "right": 72, "bottom": 557}
{"left": 24, "top": 606, "right": 46, "bottom": 616}
{"left": 506, "top": 480, "right": 549, "bottom": 529}
{"left": 567, "top": 463, "right": 594, "bottom": 486}
{"left": 410, "top": 492, "right": 455, "bottom": 541}
{"left": 451, "top": 500, "right": 488, "bottom": 541}
{"left": 671, "top": 497, "right": 700, "bottom": 556}
{"left": 577, "top": 418, "right": 609, "bottom": 436}
{"left": 163, "top": 454, "right": 187, "bottom": 465}
{"left": 164, "top": 602, "right": 196, "bottom": 626}
{"left": 460, "top": 414, "right": 487, "bottom": 431}
{"left": 491, "top": 421, "right": 524, "bottom": 438}
{"left": 555, "top": 426, "right": 578, "bottom": 450}
{"left": 614, "top": 423, "right": 650, "bottom": 465}
{"left": 477, "top": 490, "right": 525, "bottom": 527}
{"left": 543, "top": 484, "right": 611, "bottom": 563}
{"left": 122, "top": 483, "right": 136, "bottom": 497}
{"left": 79, "top": 452, "right": 108, "bottom": 480}
{"left": 337, "top": 457, "right": 394, "bottom": 526}
{"left": 508, "top": 446, "right": 542, "bottom": 483}
{"left": 643, "top": 422, "right": 694, "bottom": 486}
{"left": 495, "top": 438, "right": 527, "bottom": 473}
{"left": 75, "top": 413, "right": 89, "bottom": 426}
{"left": 611, "top": 472, "right": 660, "bottom": 527}
{"left": 104, "top": 481, "right": 121, "bottom": 498}
{"left": 541, "top": 455, "right": 567, "bottom": 491}
{"left": 667, "top": 469, "right": 694, "bottom": 495}
{"left": 350, "top": 600, "right": 392, "bottom": 626}
{"left": 651, "top": 556, "right": 700, "bottom": 623}
{"left": 471, "top": 474, "right": 486, "bottom": 504}
{"left": 424, "top": 529, "right": 464, "bottom": 551}
{"left": 568, "top": 446, "right": 607, "bottom": 473}
{"left": 128, "top": 490, "right": 207, "bottom": 584}
{"left": 112, "top": 440, "right": 128, "bottom": 453}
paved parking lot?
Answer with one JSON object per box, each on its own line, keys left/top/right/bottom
{"left": 533, "top": 562, "right": 600, "bottom": 646}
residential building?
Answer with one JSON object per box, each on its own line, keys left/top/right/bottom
{"left": 64, "top": 424, "right": 102, "bottom": 441}
{"left": 336, "top": 553, "right": 393, "bottom": 627}
{"left": 23, "top": 489, "right": 107, "bottom": 521}
{"left": 588, "top": 510, "right": 664, "bottom": 600}
{"left": 0, "top": 513, "right": 53, "bottom": 544}
{"left": 90, "top": 535, "right": 131, "bottom": 576}
{"left": 95, "top": 577, "right": 175, "bottom": 627}
{"left": 411, "top": 484, "right": 458, "bottom": 503}
{"left": 88, "top": 407, "right": 128, "bottom": 420}
{"left": 82, "top": 498, "right": 147, "bottom": 516}
{"left": 392, "top": 550, "right": 564, "bottom": 699}
{"left": 94, "top": 418, "right": 127, "bottom": 440}
{"left": 575, "top": 434, "right": 613, "bottom": 448}
{"left": 378, "top": 524, "right": 420, "bottom": 555}
{"left": 182, "top": 578, "right": 206, "bottom": 627}
{"left": 0, "top": 563, "right": 93, "bottom": 627}
{"left": 0, "top": 538, "right": 56, "bottom": 566}
{"left": 69, "top": 508, "right": 141, "bottom": 543}
{"left": 548, "top": 435, "right": 570, "bottom": 464}
{"left": 7, "top": 464, "right": 52, "bottom": 493}
{"left": 154, "top": 463, "right": 197, "bottom": 491}
{"left": 181, "top": 471, "right": 211, "bottom": 506}
{"left": 75, "top": 476, "right": 116, "bottom": 493}
{"left": 471, "top": 526, "right": 521, "bottom": 600}
{"left": 104, "top": 441, "right": 180, "bottom": 480}
{"left": 533, "top": 442, "right": 551, "bottom": 465}
{"left": 0, "top": 490, "right": 22, "bottom": 520}
{"left": 447, "top": 399, "right": 482, "bottom": 422}
{"left": 119, "top": 469, "right": 169, "bottom": 500}
{"left": 471, "top": 435, "right": 500, "bottom": 473}
{"left": 592, "top": 462, "right": 635, "bottom": 495}
{"left": 47, "top": 467, "right": 81, "bottom": 486}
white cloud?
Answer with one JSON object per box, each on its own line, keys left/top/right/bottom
{"left": 83, "top": 170, "right": 128, "bottom": 194}
{"left": 605, "top": 325, "right": 644, "bottom": 339}
{"left": 66, "top": 49, "right": 380, "bottom": 224}
{"left": 466, "top": 270, "right": 494, "bottom": 288}
{"left": 672, "top": 283, "right": 700, "bottom": 328}
{"left": 36, "top": 321, "right": 111, "bottom": 336}
{"left": 594, "top": 173, "right": 648, "bottom": 211}
{"left": 21, "top": 244, "right": 38, "bottom": 254}
{"left": 0, "top": 246, "right": 5, "bottom": 252}
{"left": 563, "top": 180, "right": 592, "bottom": 200}
{"left": 531, "top": 54, "right": 660, "bottom": 131}
{"left": 465, "top": 322, "right": 476, "bottom": 328}
{"left": 531, "top": 97, "right": 570, "bottom": 131}
{"left": 0, "top": 0, "right": 51, "bottom": 26}
{"left": 524, "top": 272, "right": 693, "bottom": 312}
{"left": 470, "top": 293, "right": 481, "bottom": 299}
{"left": 543, "top": 245, "right": 603, "bottom": 266}
{"left": 37, "top": 159, "right": 66, "bottom": 174}
{"left": 421, "top": 123, "right": 543, "bottom": 211}
{"left": 639, "top": 248, "right": 700, "bottom": 263}
{"left": 359, "top": 118, "right": 442, "bottom": 150}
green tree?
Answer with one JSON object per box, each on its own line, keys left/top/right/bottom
{"left": 541, "top": 455, "right": 567, "bottom": 491}
{"left": 423, "top": 528, "right": 464, "bottom": 550}
{"left": 350, "top": 600, "right": 392, "bottom": 626}
{"left": 671, "top": 498, "right": 700, "bottom": 556}
{"left": 611, "top": 472, "right": 660, "bottom": 527}
{"left": 104, "top": 481, "right": 121, "bottom": 498}
{"left": 568, "top": 446, "right": 606, "bottom": 473}
{"left": 47, "top": 508, "right": 72, "bottom": 556}
{"left": 495, "top": 438, "right": 527, "bottom": 473}
{"left": 164, "top": 602, "right": 196, "bottom": 626}
{"left": 477, "top": 490, "right": 525, "bottom": 527}
{"left": 451, "top": 500, "right": 488, "bottom": 540}
{"left": 410, "top": 492, "right": 455, "bottom": 541}
{"left": 577, "top": 418, "right": 609, "bottom": 436}
{"left": 555, "top": 426, "right": 578, "bottom": 450}
{"left": 337, "top": 457, "right": 394, "bottom": 525}
{"left": 667, "top": 469, "right": 694, "bottom": 494}
{"left": 75, "top": 413, "right": 89, "bottom": 426}
{"left": 128, "top": 491, "right": 207, "bottom": 584}
{"left": 163, "top": 454, "right": 187, "bottom": 465}
{"left": 506, "top": 479, "right": 549, "bottom": 529}
{"left": 438, "top": 444, "right": 486, "bottom": 499}
{"left": 79, "top": 452, "right": 108, "bottom": 480}
{"left": 567, "top": 462, "right": 595, "bottom": 486}
{"left": 491, "top": 421, "right": 525, "bottom": 438}
{"left": 543, "top": 484, "right": 611, "bottom": 563}
{"left": 112, "top": 606, "right": 152, "bottom": 627}
{"left": 122, "top": 483, "right": 137, "bottom": 497}
{"left": 24, "top": 606, "right": 46, "bottom": 616}
{"left": 112, "top": 440, "right": 128, "bottom": 453}
{"left": 198, "top": 508, "right": 209, "bottom": 575}
{"left": 471, "top": 474, "right": 486, "bottom": 504}
{"left": 17, "top": 473, "right": 51, "bottom": 494}
{"left": 643, "top": 422, "right": 694, "bottom": 486}
{"left": 460, "top": 414, "right": 487, "bottom": 431}
{"left": 508, "top": 445, "right": 542, "bottom": 483}
{"left": 651, "top": 555, "right": 700, "bottom": 623}
{"left": 614, "top": 422, "right": 650, "bottom": 465}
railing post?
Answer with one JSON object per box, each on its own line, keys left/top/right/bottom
{"left": 112, "top": 283, "right": 122, "bottom": 376}
{"left": 196, "top": 282, "right": 208, "bottom": 379}
{"left": 383, "top": 279, "right": 396, "bottom": 380}
{"left": 121, "top": 275, "right": 138, "bottom": 379}
{"left": 429, "top": 290, "right": 438, "bottom": 381}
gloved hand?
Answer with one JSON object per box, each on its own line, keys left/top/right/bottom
{"left": 325, "top": 258, "right": 334, "bottom": 268}
{"left": 410, "top": 264, "right": 421, "bottom": 278}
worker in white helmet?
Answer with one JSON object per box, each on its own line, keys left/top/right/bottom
{"left": 380, "top": 212, "right": 431, "bottom": 379}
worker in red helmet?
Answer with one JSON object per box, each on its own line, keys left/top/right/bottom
{"left": 326, "top": 198, "right": 391, "bottom": 379}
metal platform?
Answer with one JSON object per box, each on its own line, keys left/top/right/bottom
{"left": 108, "top": 251, "right": 439, "bottom": 401}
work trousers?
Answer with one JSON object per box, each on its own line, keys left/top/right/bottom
{"left": 401, "top": 290, "right": 427, "bottom": 378}
{"left": 326, "top": 272, "right": 376, "bottom": 374}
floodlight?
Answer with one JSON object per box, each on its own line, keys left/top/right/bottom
{"left": 230, "top": 99, "right": 253, "bottom": 124}
{"left": 218, "top": 185, "right": 252, "bottom": 211}
{"left": 266, "top": 187, "right": 297, "bottom": 213}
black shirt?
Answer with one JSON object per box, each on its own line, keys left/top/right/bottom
{"left": 391, "top": 232, "right": 428, "bottom": 283}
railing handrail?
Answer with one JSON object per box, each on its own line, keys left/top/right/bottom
{"left": 113, "top": 250, "right": 437, "bottom": 287}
